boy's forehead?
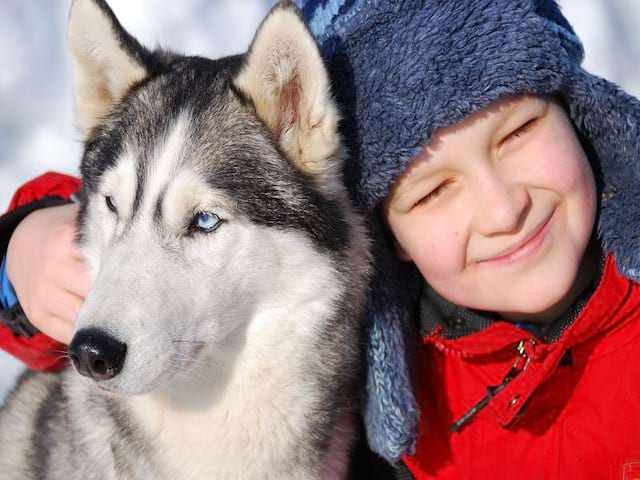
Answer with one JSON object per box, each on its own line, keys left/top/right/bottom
{"left": 415, "top": 95, "right": 546, "bottom": 161}
{"left": 430, "top": 95, "right": 544, "bottom": 141}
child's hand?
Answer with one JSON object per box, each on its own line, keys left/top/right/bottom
{"left": 6, "top": 203, "right": 90, "bottom": 345}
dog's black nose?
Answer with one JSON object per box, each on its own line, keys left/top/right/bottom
{"left": 68, "top": 329, "right": 127, "bottom": 381}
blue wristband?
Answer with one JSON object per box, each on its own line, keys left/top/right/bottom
{"left": 0, "top": 255, "right": 18, "bottom": 310}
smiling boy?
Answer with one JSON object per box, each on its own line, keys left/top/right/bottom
{"left": 384, "top": 95, "right": 600, "bottom": 324}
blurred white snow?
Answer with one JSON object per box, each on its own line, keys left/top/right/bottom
{"left": 0, "top": 0, "right": 273, "bottom": 210}
{"left": 0, "top": 0, "right": 639, "bottom": 398}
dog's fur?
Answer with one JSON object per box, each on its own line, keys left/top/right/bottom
{"left": 0, "top": 1, "right": 371, "bottom": 478}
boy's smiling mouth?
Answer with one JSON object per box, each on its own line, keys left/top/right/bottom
{"left": 476, "top": 208, "right": 556, "bottom": 266}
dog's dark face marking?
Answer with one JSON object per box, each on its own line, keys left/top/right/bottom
{"left": 79, "top": 54, "right": 349, "bottom": 254}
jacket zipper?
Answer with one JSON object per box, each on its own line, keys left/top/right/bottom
{"left": 449, "top": 339, "right": 533, "bottom": 433}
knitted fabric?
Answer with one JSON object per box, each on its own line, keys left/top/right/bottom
{"left": 296, "top": 0, "right": 640, "bottom": 462}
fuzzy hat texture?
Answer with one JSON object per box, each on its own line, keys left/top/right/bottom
{"left": 297, "top": 0, "right": 640, "bottom": 462}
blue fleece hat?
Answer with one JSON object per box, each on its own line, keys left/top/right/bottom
{"left": 297, "top": 0, "right": 640, "bottom": 462}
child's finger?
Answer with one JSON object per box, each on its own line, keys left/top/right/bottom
{"left": 25, "top": 291, "right": 83, "bottom": 345}
{"left": 48, "top": 291, "right": 84, "bottom": 326}
{"left": 62, "top": 262, "right": 91, "bottom": 299}
{"left": 37, "top": 314, "right": 75, "bottom": 346}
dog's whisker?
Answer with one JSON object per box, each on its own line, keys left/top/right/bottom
{"left": 166, "top": 362, "right": 203, "bottom": 378}
{"left": 172, "top": 354, "right": 222, "bottom": 369}
{"left": 161, "top": 368, "right": 204, "bottom": 388}
{"left": 51, "top": 349, "right": 69, "bottom": 355}
{"left": 171, "top": 339, "right": 226, "bottom": 347}
{"left": 165, "top": 362, "right": 214, "bottom": 384}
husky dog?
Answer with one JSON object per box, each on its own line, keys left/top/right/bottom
{"left": 0, "top": 1, "right": 371, "bottom": 478}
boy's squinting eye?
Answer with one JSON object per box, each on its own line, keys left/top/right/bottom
{"left": 105, "top": 196, "right": 117, "bottom": 213}
{"left": 191, "top": 211, "right": 223, "bottom": 233}
{"left": 503, "top": 118, "right": 538, "bottom": 144}
{"left": 415, "top": 180, "right": 452, "bottom": 208}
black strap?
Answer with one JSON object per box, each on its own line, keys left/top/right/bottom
{"left": 0, "top": 196, "right": 70, "bottom": 258}
{"left": 0, "top": 302, "right": 38, "bottom": 337}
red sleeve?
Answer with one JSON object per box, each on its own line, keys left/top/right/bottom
{"left": 1, "top": 172, "right": 81, "bottom": 371}
{"left": 6, "top": 171, "right": 81, "bottom": 212}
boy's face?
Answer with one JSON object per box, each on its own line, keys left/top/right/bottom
{"left": 384, "top": 95, "right": 597, "bottom": 321}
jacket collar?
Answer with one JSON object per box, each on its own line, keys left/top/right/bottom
{"left": 419, "top": 248, "right": 607, "bottom": 345}
{"left": 423, "top": 254, "right": 633, "bottom": 429}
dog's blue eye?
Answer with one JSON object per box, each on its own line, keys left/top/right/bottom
{"left": 193, "top": 212, "right": 221, "bottom": 233}
{"left": 105, "top": 196, "right": 117, "bottom": 213}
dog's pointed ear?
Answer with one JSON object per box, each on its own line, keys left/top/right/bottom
{"left": 68, "top": 0, "right": 148, "bottom": 137}
{"left": 233, "top": 2, "right": 340, "bottom": 177}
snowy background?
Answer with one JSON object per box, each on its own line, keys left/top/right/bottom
{"left": 1, "top": 1, "right": 640, "bottom": 400}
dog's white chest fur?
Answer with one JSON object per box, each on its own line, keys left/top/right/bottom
{"left": 128, "top": 325, "right": 348, "bottom": 480}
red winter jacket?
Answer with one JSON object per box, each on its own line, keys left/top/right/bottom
{"left": 403, "top": 255, "right": 640, "bottom": 479}
{"left": 0, "top": 172, "right": 81, "bottom": 371}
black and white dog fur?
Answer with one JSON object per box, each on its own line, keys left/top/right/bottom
{"left": 0, "top": 1, "right": 371, "bottom": 478}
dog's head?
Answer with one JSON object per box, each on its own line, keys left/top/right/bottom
{"left": 67, "top": 0, "right": 361, "bottom": 395}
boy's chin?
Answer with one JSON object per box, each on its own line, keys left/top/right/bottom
{"left": 488, "top": 272, "right": 584, "bottom": 324}
{"left": 445, "top": 265, "right": 582, "bottom": 324}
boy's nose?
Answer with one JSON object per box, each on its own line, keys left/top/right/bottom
{"left": 472, "top": 176, "right": 530, "bottom": 237}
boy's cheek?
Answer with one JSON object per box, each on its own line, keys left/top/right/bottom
{"left": 384, "top": 201, "right": 469, "bottom": 279}
{"left": 528, "top": 115, "right": 593, "bottom": 197}
{"left": 407, "top": 230, "right": 465, "bottom": 284}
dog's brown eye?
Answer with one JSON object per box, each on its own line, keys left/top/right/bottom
{"left": 105, "top": 196, "right": 117, "bottom": 213}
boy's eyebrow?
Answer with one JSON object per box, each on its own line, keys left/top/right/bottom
{"left": 394, "top": 154, "right": 437, "bottom": 196}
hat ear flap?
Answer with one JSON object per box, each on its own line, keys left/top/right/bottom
{"left": 233, "top": 2, "right": 340, "bottom": 180}
{"left": 362, "top": 214, "right": 421, "bottom": 461}
{"left": 68, "top": 0, "right": 149, "bottom": 137}
{"left": 565, "top": 71, "right": 640, "bottom": 281}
